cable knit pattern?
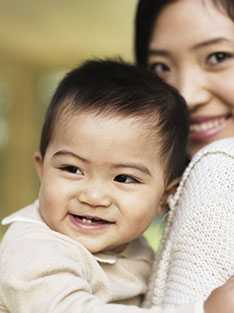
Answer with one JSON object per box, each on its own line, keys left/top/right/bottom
{"left": 144, "top": 138, "right": 234, "bottom": 307}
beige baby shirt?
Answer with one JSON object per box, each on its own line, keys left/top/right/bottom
{"left": 0, "top": 201, "right": 155, "bottom": 313}
{"left": 0, "top": 202, "right": 204, "bottom": 313}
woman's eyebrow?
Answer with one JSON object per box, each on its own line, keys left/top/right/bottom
{"left": 191, "top": 37, "right": 231, "bottom": 50}
{"left": 148, "top": 48, "right": 170, "bottom": 57}
{"left": 148, "top": 38, "right": 232, "bottom": 57}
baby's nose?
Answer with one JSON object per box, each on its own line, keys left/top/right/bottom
{"left": 77, "top": 182, "right": 112, "bottom": 208}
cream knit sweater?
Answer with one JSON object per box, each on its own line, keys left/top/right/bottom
{"left": 145, "top": 138, "right": 234, "bottom": 307}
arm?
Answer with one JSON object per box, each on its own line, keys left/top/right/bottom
{"left": 151, "top": 144, "right": 234, "bottom": 306}
{"left": 204, "top": 277, "right": 234, "bottom": 313}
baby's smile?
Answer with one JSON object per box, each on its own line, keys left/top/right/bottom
{"left": 69, "top": 212, "right": 115, "bottom": 230}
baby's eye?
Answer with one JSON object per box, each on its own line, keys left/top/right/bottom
{"left": 207, "top": 52, "right": 232, "bottom": 65}
{"left": 149, "top": 62, "right": 170, "bottom": 78}
{"left": 114, "top": 174, "right": 139, "bottom": 184}
{"left": 60, "top": 165, "right": 83, "bottom": 175}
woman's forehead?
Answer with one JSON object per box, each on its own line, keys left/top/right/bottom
{"left": 150, "top": 0, "right": 234, "bottom": 49}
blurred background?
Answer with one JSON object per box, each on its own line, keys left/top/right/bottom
{"left": 0, "top": 0, "right": 162, "bottom": 248}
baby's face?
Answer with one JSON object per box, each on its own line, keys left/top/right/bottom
{"left": 35, "top": 112, "right": 165, "bottom": 253}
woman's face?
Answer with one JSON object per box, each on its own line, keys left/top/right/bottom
{"left": 148, "top": 0, "right": 234, "bottom": 156}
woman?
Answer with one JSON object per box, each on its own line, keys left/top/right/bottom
{"left": 134, "top": 0, "right": 234, "bottom": 310}
{"left": 135, "top": 0, "right": 234, "bottom": 157}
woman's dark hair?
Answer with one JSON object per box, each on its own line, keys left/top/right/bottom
{"left": 135, "top": 0, "right": 234, "bottom": 66}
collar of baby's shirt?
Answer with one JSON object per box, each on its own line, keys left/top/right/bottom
{"left": 1, "top": 200, "right": 43, "bottom": 226}
{"left": 94, "top": 252, "right": 118, "bottom": 264}
{"left": 94, "top": 236, "right": 154, "bottom": 265}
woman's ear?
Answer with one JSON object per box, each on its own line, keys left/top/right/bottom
{"left": 34, "top": 152, "right": 44, "bottom": 180}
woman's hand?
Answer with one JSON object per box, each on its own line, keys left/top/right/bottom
{"left": 204, "top": 277, "right": 234, "bottom": 313}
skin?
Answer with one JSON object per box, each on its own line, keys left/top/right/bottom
{"left": 148, "top": 0, "right": 234, "bottom": 156}
{"left": 205, "top": 277, "right": 234, "bottom": 313}
{"left": 35, "top": 112, "right": 166, "bottom": 254}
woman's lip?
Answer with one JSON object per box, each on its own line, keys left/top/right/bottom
{"left": 190, "top": 113, "right": 230, "bottom": 124}
{"left": 189, "top": 114, "right": 231, "bottom": 142}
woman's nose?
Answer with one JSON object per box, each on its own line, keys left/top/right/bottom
{"left": 77, "top": 181, "right": 112, "bottom": 208}
{"left": 177, "top": 68, "right": 211, "bottom": 111}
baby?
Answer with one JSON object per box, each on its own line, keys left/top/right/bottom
{"left": 0, "top": 59, "right": 233, "bottom": 313}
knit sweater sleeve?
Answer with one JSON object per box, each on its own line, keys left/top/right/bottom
{"left": 147, "top": 139, "right": 234, "bottom": 307}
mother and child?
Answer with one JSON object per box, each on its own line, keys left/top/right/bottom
{"left": 0, "top": 57, "right": 232, "bottom": 313}
{"left": 0, "top": 0, "right": 234, "bottom": 313}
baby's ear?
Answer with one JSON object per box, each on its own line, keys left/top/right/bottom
{"left": 34, "top": 152, "right": 44, "bottom": 180}
{"left": 160, "top": 177, "right": 180, "bottom": 213}
{"left": 166, "top": 177, "right": 180, "bottom": 196}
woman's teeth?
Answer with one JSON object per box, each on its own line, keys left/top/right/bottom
{"left": 190, "top": 117, "right": 226, "bottom": 133}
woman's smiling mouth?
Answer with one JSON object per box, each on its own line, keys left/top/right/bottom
{"left": 189, "top": 113, "right": 232, "bottom": 142}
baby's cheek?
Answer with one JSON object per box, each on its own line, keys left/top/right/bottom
{"left": 132, "top": 203, "right": 156, "bottom": 225}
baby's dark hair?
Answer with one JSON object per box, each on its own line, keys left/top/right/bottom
{"left": 39, "top": 59, "right": 189, "bottom": 183}
{"left": 135, "top": 0, "right": 234, "bottom": 66}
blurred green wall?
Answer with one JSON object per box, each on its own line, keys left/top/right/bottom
{"left": 0, "top": 0, "right": 136, "bottom": 231}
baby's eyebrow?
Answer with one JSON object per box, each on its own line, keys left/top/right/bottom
{"left": 113, "top": 163, "right": 151, "bottom": 176}
{"left": 53, "top": 151, "right": 151, "bottom": 176}
{"left": 53, "top": 150, "right": 88, "bottom": 163}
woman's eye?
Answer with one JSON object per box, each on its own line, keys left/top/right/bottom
{"left": 60, "top": 165, "right": 83, "bottom": 175}
{"left": 114, "top": 174, "right": 139, "bottom": 184}
{"left": 149, "top": 62, "right": 170, "bottom": 77}
{"left": 207, "top": 52, "right": 232, "bottom": 65}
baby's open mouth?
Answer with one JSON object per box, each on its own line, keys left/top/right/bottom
{"left": 70, "top": 213, "right": 115, "bottom": 225}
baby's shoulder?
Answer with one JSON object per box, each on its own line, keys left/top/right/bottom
{"left": 0, "top": 221, "right": 94, "bottom": 281}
